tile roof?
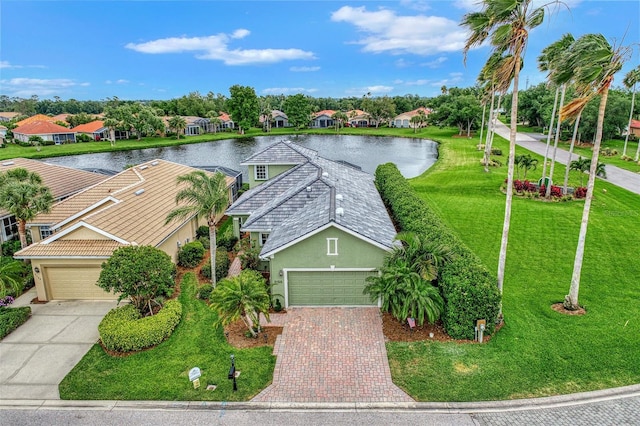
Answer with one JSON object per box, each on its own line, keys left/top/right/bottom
{"left": 16, "top": 160, "right": 235, "bottom": 258}
{"left": 0, "top": 112, "right": 21, "bottom": 120}
{"left": 72, "top": 120, "right": 106, "bottom": 133}
{"left": 218, "top": 112, "right": 233, "bottom": 122}
{"left": 313, "top": 110, "right": 336, "bottom": 118}
{"left": 13, "top": 121, "right": 75, "bottom": 135}
{"left": 15, "top": 114, "right": 56, "bottom": 127}
{"left": 228, "top": 141, "right": 398, "bottom": 257}
{"left": 51, "top": 114, "right": 73, "bottom": 123}
{"left": 15, "top": 240, "right": 125, "bottom": 258}
{"left": 394, "top": 107, "right": 432, "bottom": 120}
{"left": 240, "top": 140, "right": 317, "bottom": 165}
{"left": 631, "top": 119, "right": 640, "bottom": 129}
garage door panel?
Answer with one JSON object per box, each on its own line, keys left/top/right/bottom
{"left": 288, "top": 271, "right": 376, "bottom": 306}
{"left": 45, "top": 266, "right": 116, "bottom": 300}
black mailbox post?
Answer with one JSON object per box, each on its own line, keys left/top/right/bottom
{"left": 228, "top": 354, "right": 237, "bottom": 391}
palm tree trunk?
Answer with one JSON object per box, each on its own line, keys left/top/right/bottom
{"left": 565, "top": 87, "right": 610, "bottom": 310}
{"left": 546, "top": 84, "right": 566, "bottom": 198}
{"left": 487, "top": 95, "right": 502, "bottom": 166}
{"left": 479, "top": 101, "right": 487, "bottom": 146}
{"left": 623, "top": 84, "right": 636, "bottom": 157}
{"left": 483, "top": 90, "right": 497, "bottom": 172}
{"left": 209, "top": 218, "right": 217, "bottom": 287}
{"left": 496, "top": 59, "right": 521, "bottom": 319}
{"left": 17, "top": 219, "right": 28, "bottom": 249}
{"left": 241, "top": 312, "right": 257, "bottom": 338}
{"left": 542, "top": 86, "right": 560, "bottom": 181}
{"left": 563, "top": 110, "right": 583, "bottom": 194}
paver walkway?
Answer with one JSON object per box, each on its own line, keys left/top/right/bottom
{"left": 252, "top": 307, "right": 413, "bottom": 403}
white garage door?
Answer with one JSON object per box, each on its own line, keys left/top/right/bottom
{"left": 45, "top": 266, "right": 116, "bottom": 300}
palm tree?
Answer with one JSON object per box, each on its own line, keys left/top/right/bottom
{"left": 206, "top": 110, "right": 221, "bottom": 134}
{"left": 168, "top": 115, "right": 187, "bottom": 140}
{"left": 165, "top": 171, "right": 230, "bottom": 286}
{"left": 622, "top": 66, "right": 640, "bottom": 157}
{"left": 103, "top": 117, "right": 119, "bottom": 147}
{"left": 0, "top": 168, "right": 53, "bottom": 249}
{"left": 210, "top": 269, "right": 271, "bottom": 338}
{"left": 569, "top": 157, "right": 606, "bottom": 187}
{"left": 560, "top": 34, "right": 630, "bottom": 310}
{"left": 461, "top": 0, "right": 550, "bottom": 315}
{"left": 515, "top": 154, "right": 538, "bottom": 179}
{"left": 0, "top": 258, "right": 24, "bottom": 298}
{"left": 410, "top": 110, "right": 427, "bottom": 133}
{"left": 331, "top": 111, "right": 348, "bottom": 133}
{"left": 388, "top": 232, "right": 455, "bottom": 281}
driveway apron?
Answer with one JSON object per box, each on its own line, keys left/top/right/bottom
{"left": 253, "top": 307, "right": 413, "bottom": 403}
{"left": 0, "top": 289, "right": 117, "bottom": 400}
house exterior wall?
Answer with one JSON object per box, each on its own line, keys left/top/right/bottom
{"left": 247, "top": 164, "right": 295, "bottom": 188}
{"left": 266, "top": 226, "right": 388, "bottom": 304}
{"left": 157, "top": 216, "right": 202, "bottom": 262}
{"left": 61, "top": 227, "right": 112, "bottom": 240}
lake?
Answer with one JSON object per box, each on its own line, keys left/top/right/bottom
{"left": 43, "top": 134, "right": 438, "bottom": 179}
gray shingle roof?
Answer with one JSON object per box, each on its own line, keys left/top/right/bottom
{"left": 228, "top": 141, "right": 398, "bottom": 256}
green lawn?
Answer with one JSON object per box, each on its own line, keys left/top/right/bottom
{"left": 59, "top": 272, "right": 275, "bottom": 401}
{"left": 386, "top": 128, "right": 640, "bottom": 401}
{"left": 555, "top": 138, "right": 640, "bottom": 174}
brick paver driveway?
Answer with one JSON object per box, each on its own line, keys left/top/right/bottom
{"left": 253, "top": 307, "right": 413, "bottom": 403}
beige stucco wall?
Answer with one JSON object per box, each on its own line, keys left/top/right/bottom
{"left": 157, "top": 216, "right": 203, "bottom": 262}
{"left": 61, "top": 227, "right": 111, "bottom": 240}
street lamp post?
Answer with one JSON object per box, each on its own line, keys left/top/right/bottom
{"left": 228, "top": 354, "right": 237, "bottom": 392}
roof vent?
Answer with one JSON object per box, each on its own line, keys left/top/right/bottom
{"left": 151, "top": 161, "right": 159, "bottom": 166}
{"left": 134, "top": 189, "right": 145, "bottom": 196}
{"left": 2, "top": 161, "right": 15, "bottom": 166}
{"left": 336, "top": 194, "right": 343, "bottom": 201}
{"left": 139, "top": 165, "right": 148, "bottom": 170}
{"left": 336, "top": 207, "right": 344, "bottom": 216}
{"left": 322, "top": 172, "right": 329, "bottom": 178}
{"left": 306, "top": 186, "right": 312, "bottom": 192}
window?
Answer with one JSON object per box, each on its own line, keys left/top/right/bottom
{"left": 327, "top": 238, "right": 338, "bottom": 256}
{"left": 2, "top": 216, "right": 17, "bottom": 239}
{"left": 255, "top": 165, "right": 268, "bottom": 181}
{"left": 40, "top": 226, "right": 53, "bottom": 240}
{"left": 260, "top": 232, "right": 269, "bottom": 246}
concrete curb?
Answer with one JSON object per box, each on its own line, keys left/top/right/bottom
{"left": 1, "top": 384, "right": 639, "bottom": 412}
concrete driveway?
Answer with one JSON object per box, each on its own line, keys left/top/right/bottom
{"left": 0, "top": 288, "right": 117, "bottom": 400}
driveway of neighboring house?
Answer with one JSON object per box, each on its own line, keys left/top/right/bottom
{"left": 253, "top": 307, "right": 413, "bottom": 403}
{"left": 0, "top": 289, "right": 118, "bottom": 400}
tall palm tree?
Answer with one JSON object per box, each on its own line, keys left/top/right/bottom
{"left": 103, "top": 117, "right": 119, "bottom": 147}
{"left": 560, "top": 34, "right": 630, "bottom": 310}
{"left": 461, "top": 0, "right": 549, "bottom": 315}
{"left": 168, "top": 115, "right": 187, "bottom": 140}
{"left": 331, "top": 111, "right": 348, "bottom": 133}
{"left": 0, "top": 168, "right": 53, "bottom": 249}
{"left": 165, "top": 171, "right": 230, "bottom": 286}
{"left": 622, "top": 65, "right": 640, "bottom": 157}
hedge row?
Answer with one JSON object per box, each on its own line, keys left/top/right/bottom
{"left": 375, "top": 163, "right": 501, "bottom": 340}
{"left": 98, "top": 300, "right": 182, "bottom": 353}
{"left": 0, "top": 306, "right": 31, "bottom": 340}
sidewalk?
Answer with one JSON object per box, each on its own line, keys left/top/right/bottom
{"left": 492, "top": 121, "right": 640, "bottom": 196}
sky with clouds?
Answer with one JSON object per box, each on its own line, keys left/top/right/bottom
{"left": 0, "top": 1, "right": 638, "bottom": 101}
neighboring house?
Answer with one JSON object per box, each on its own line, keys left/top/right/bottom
{"left": 51, "top": 114, "right": 73, "bottom": 124}
{"left": 0, "top": 158, "right": 107, "bottom": 244}
{"left": 347, "top": 109, "right": 372, "bottom": 127}
{"left": 15, "top": 159, "right": 237, "bottom": 301}
{"left": 72, "top": 120, "right": 109, "bottom": 141}
{"left": 0, "top": 112, "right": 21, "bottom": 122}
{"left": 392, "top": 107, "right": 432, "bottom": 128}
{"left": 0, "top": 125, "right": 7, "bottom": 142}
{"left": 217, "top": 112, "right": 235, "bottom": 130}
{"left": 15, "top": 114, "right": 56, "bottom": 127}
{"left": 629, "top": 119, "right": 640, "bottom": 138}
{"left": 311, "top": 110, "right": 335, "bottom": 128}
{"left": 226, "top": 141, "right": 398, "bottom": 308}
{"left": 260, "top": 110, "right": 289, "bottom": 128}
{"left": 184, "top": 116, "right": 216, "bottom": 135}
{"left": 13, "top": 121, "right": 76, "bottom": 144}
{"left": 190, "top": 165, "right": 243, "bottom": 201}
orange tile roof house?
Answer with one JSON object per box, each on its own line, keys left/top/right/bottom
{"left": 72, "top": 120, "right": 108, "bottom": 141}
{"left": 15, "top": 114, "right": 57, "bottom": 127}
{"left": 13, "top": 121, "right": 76, "bottom": 144}
{"left": 311, "top": 110, "right": 336, "bottom": 128}
{"left": 0, "top": 158, "right": 108, "bottom": 243}
{"left": 629, "top": 119, "right": 640, "bottom": 138}
{"left": 392, "top": 107, "right": 432, "bottom": 128}
{"left": 15, "top": 160, "right": 236, "bottom": 301}
{"left": 347, "top": 109, "right": 372, "bottom": 127}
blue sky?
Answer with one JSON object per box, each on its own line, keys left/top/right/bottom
{"left": 1, "top": 1, "right": 638, "bottom": 101}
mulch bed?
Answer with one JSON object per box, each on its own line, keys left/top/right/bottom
{"left": 551, "top": 302, "right": 586, "bottom": 316}
{"left": 224, "top": 318, "right": 283, "bottom": 348}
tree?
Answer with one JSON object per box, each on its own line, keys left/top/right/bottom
{"left": 622, "top": 65, "right": 640, "bottom": 157}
{"left": 0, "top": 257, "right": 24, "bottom": 298}
{"left": 206, "top": 110, "right": 221, "bottom": 134}
{"left": 0, "top": 168, "right": 53, "bottom": 249}
{"left": 282, "top": 94, "right": 313, "bottom": 130}
{"left": 517, "top": 154, "right": 538, "bottom": 179}
{"left": 331, "top": 111, "right": 348, "bottom": 133}
{"left": 103, "top": 117, "right": 119, "bottom": 146}
{"left": 560, "top": 34, "right": 630, "bottom": 310}
{"left": 168, "top": 115, "right": 187, "bottom": 139}
{"left": 97, "top": 245, "right": 176, "bottom": 316}
{"left": 227, "top": 85, "right": 259, "bottom": 134}
{"left": 462, "top": 0, "right": 552, "bottom": 319}
{"left": 410, "top": 110, "right": 427, "bottom": 133}
{"left": 259, "top": 98, "right": 273, "bottom": 132}
{"left": 165, "top": 171, "right": 229, "bottom": 286}
{"left": 569, "top": 157, "right": 606, "bottom": 187}
{"left": 209, "top": 269, "right": 271, "bottom": 338}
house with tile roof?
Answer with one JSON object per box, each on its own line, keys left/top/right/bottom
{"left": 392, "top": 107, "right": 432, "bottom": 128}
{"left": 15, "top": 160, "right": 237, "bottom": 301}
{"left": 72, "top": 120, "right": 109, "bottom": 141}
{"left": 217, "top": 112, "right": 235, "bottom": 130}
{"left": 15, "top": 114, "right": 56, "bottom": 127}
{"left": 0, "top": 125, "right": 7, "bottom": 142}
{"left": 0, "top": 112, "right": 21, "bottom": 122}
{"left": 311, "top": 110, "right": 336, "bottom": 128}
{"left": 0, "top": 158, "right": 107, "bottom": 243}
{"left": 260, "top": 110, "right": 289, "bottom": 128}
{"left": 13, "top": 121, "right": 76, "bottom": 144}
{"left": 347, "top": 109, "right": 372, "bottom": 127}
{"left": 226, "top": 141, "right": 398, "bottom": 307}
{"left": 629, "top": 119, "right": 640, "bottom": 138}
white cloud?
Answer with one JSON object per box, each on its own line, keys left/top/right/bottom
{"left": 393, "top": 79, "right": 404, "bottom": 84}
{"left": 290, "top": 66, "right": 321, "bottom": 72}
{"left": 116, "top": 79, "right": 129, "bottom": 84}
{"left": 395, "top": 58, "right": 413, "bottom": 68}
{"left": 399, "top": 0, "right": 431, "bottom": 12}
{"left": 331, "top": 6, "right": 468, "bottom": 56}
{"left": 405, "top": 79, "right": 430, "bottom": 86}
{"left": 0, "top": 78, "right": 89, "bottom": 97}
{"left": 346, "top": 85, "right": 394, "bottom": 95}
{"left": 367, "top": 85, "right": 393, "bottom": 94}
{"left": 261, "top": 87, "right": 318, "bottom": 95}
{"left": 0, "top": 61, "right": 46, "bottom": 69}
{"left": 126, "top": 30, "right": 315, "bottom": 65}
{"left": 421, "top": 56, "right": 448, "bottom": 68}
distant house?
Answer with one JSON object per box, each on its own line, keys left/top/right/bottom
{"left": 51, "top": 114, "right": 73, "bottom": 124}
{"left": 260, "top": 110, "right": 289, "bottom": 128}
{"left": 311, "top": 110, "right": 336, "bottom": 128}
{"left": 15, "top": 159, "right": 237, "bottom": 301}
{"left": 0, "top": 158, "right": 107, "bottom": 243}
{"left": 0, "top": 112, "right": 21, "bottom": 122}
{"left": 12, "top": 121, "right": 76, "bottom": 144}
{"left": 0, "top": 125, "right": 7, "bottom": 142}
{"left": 347, "top": 109, "right": 371, "bottom": 127}
{"left": 184, "top": 116, "right": 217, "bottom": 135}
{"left": 15, "top": 114, "right": 56, "bottom": 127}
{"left": 629, "top": 119, "right": 640, "bottom": 138}
{"left": 217, "top": 112, "right": 235, "bottom": 130}
{"left": 392, "top": 107, "right": 432, "bottom": 128}
{"left": 72, "top": 120, "right": 109, "bottom": 141}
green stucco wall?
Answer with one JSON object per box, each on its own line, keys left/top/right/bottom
{"left": 247, "top": 164, "right": 295, "bottom": 188}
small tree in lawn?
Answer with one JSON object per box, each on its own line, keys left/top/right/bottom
{"left": 97, "top": 245, "right": 176, "bottom": 317}
{"left": 210, "top": 270, "right": 271, "bottom": 338}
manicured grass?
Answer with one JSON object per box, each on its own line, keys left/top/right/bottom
{"left": 555, "top": 138, "right": 640, "bottom": 174}
{"left": 386, "top": 129, "right": 640, "bottom": 401}
{"left": 59, "top": 272, "right": 275, "bottom": 401}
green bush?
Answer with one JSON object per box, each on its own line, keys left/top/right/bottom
{"left": 76, "top": 133, "right": 93, "bottom": 143}
{"left": 177, "top": 241, "right": 205, "bottom": 268}
{"left": 2, "top": 240, "right": 21, "bottom": 257}
{"left": 98, "top": 300, "right": 182, "bottom": 353}
{"left": 200, "top": 250, "right": 230, "bottom": 281}
{"left": 197, "top": 236, "right": 210, "bottom": 249}
{"left": 197, "top": 284, "right": 214, "bottom": 301}
{"left": 196, "top": 225, "right": 209, "bottom": 239}
{"left": 0, "top": 306, "right": 31, "bottom": 340}
{"left": 217, "top": 228, "right": 238, "bottom": 252}
{"left": 375, "top": 163, "right": 501, "bottom": 340}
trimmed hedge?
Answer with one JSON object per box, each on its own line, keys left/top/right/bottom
{"left": 98, "top": 300, "right": 182, "bottom": 353}
{"left": 375, "top": 163, "right": 501, "bottom": 340}
{"left": 0, "top": 306, "right": 31, "bottom": 340}
{"left": 177, "top": 241, "right": 205, "bottom": 268}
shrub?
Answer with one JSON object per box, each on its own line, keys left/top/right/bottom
{"left": 200, "top": 249, "right": 230, "bottom": 282}
{"left": 197, "top": 284, "right": 214, "bottom": 301}
{"left": 196, "top": 225, "right": 209, "bottom": 239}
{"left": 197, "top": 236, "right": 210, "bottom": 249}
{"left": 177, "top": 241, "right": 205, "bottom": 268}
{"left": 2, "top": 240, "right": 21, "bottom": 257}
{"left": 76, "top": 133, "right": 93, "bottom": 143}
{"left": 0, "top": 306, "right": 31, "bottom": 340}
{"left": 217, "top": 228, "right": 238, "bottom": 252}
{"left": 375, "top": 163, "right": 501, "bottom": 340}
{"left": 98, "top": 300, "right": 182, "bottom": 353}
{"left": 539, "top": 184, "right": 563, "bottom": 198}
{"left": 574, "top": 187, "right": 587, "bottom": 199}
{"left": 491, "top": 148, "right": 502, "bottom": 156}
